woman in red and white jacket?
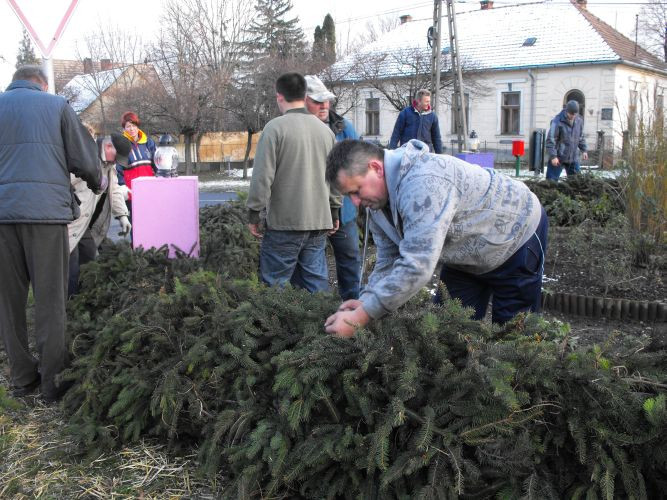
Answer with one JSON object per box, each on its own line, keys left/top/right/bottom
{"left": 116, "top": 111, "right": 156, "bottom": 220}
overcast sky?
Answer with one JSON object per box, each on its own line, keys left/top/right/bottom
{"left": 0, "top": 0, "right": 645, "bottom": 89}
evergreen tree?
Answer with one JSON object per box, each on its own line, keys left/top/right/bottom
{"left": 321, "top": 13, "right": 336, "bottom": 63}
{"left": 16, "top": 29, "right": 39, "bottom": 69}
{"left": 246, "top": 0, "right": 306, "bottom": 59}
{"left": 313, "top": 14, "right": 336, "bottom": 64}
{"left": 313, "top": 26, "right": 324, "bottom": 61}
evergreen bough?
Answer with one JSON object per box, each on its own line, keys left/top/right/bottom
{"left": 61, "top": 203, "right": 667, "bottom": 499}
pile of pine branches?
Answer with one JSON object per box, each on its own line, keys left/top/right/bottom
{"left": 62, "top": 204, "right": 667, "bottom": 499}
{"left": 525, "top": 174, "right": 625, "bottom": 226}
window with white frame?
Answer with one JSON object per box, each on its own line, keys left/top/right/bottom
{"left": 501, "top": 91, "right": 520, "bottom": 135}
{"left": 628, "top": 89, "right": 638, "bottom": 137}
{"left": 365, "top": 98, "right": 380, "bottom": 136}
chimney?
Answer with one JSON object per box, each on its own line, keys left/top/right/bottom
{"left": 83, "top": 57, "right": 93, "bottom": 74}
{"left": 399, "top": 14, "right": 412, "bottom": 24}
{"left": 101, "top": 58, "right": 112, "bottom": 71}
{"left": 480, "top": 0, "right": 494, "bottom": 9}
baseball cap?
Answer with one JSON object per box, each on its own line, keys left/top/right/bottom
{"left": 110, "top": 133, "right": 131, "bottom": 167}
{"left": 305, "top": 75, "right": 336, "bottom": 102}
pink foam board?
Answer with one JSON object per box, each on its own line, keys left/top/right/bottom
{"left": 131, "top": 176, "right": 200, "bottom": 258}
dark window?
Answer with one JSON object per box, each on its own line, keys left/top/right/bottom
{"left": 365, "top": 98, "right": 380, "bottom": 136}
{"left": 451, "top": 92, "right": 470, "bottom": 135}
{"left": 501, "top": 91, "right": 520, "bottom": 135}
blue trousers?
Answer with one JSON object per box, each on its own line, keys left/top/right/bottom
{"left": 328, "top": 220, "right": 361, "bottom": 300}
{"left": 438, "top": 206, "right": 548, "bottom": 324}
{"left": 546, "top": 161, "right": 580, "bottom": 181}
{"left": 259, "top": 229, "right": 329, "bottom": 293}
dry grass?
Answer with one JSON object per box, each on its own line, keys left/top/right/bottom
{"left": 0, "top": 371, "right": 224, "bottom": 499}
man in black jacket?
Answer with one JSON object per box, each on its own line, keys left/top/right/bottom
{"left": 0, "top": 66, "right": 104, "bottom": 402}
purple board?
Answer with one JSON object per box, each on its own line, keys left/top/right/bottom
{"left": 455, "top": 153, "right": 494, "bottom": 170}
{"left": 132, "top": 176, "right": 200, "bottom": 258}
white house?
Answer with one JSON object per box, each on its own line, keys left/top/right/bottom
{"left": 329, "top": 0, "right": 667, "bottom": 166}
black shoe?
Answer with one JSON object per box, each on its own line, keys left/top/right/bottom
{"left": 11, "top": 377, "right": 41, "bottom": 397}
{"left": 41, "top": 380, "right": 73, "bottom": 403}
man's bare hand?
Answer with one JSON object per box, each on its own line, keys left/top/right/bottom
{"left": 248, "top": 223, "right": 263, "bottom": 238}
{"left": 550, "top": 157, "right": 560, "bottom": 166}
{"left": 328, "top": 219, "right": 340, "bottom": 236}
{"left": 324, "top": 302, "right": 370, "bottom": 337}
{"left": 582, "top": 152, "right": 588, "bottom": 161}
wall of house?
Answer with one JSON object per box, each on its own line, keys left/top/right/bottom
{"left": 612, "top": 64, "right": 667, "bottom": 136}
{"left": 339, "top": 65, "right": 618, "bottom": 160}
{"left": 338, "top": 63, "right": 665, "bottom": 166}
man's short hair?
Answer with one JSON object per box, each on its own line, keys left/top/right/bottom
{"left": 326, "top": 140, "right": 384, "bottom": 187}
{"left": 415, "top": 89, "right": 431, "bottom": 101}
{"left": 276, "top": 73, "right": 306, "bottom": 102}
{"left": 13, "top": 65, "right": 47, "bottom": 86}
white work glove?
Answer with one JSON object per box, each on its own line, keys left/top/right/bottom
{"left": 118, "top": 215, "right": 132, "bottom": 236}
{"left": 117, "top": 184, "right": 131, "bottom": 201}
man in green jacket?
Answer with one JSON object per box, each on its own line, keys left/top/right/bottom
{"left": 247, "top": 73, "right": 340, "bottom": 292}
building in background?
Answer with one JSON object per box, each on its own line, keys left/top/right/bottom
{"left": 328, "top": 0, "right": 667, "bottom": 167}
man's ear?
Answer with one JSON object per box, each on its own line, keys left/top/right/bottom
{"left": 368, "top": 159, "right": 385, "bottom": 178}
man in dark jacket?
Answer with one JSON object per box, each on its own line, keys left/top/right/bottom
{"left": 389, "top": 89, "right": 443, "bottom": 154}
{"left": 0, "top": 65, "right": 104, "bottom": 402}
{"left": 305, "top": 75, "right": 362, "bottom": 300}
{"left": 545, "top": 100, "right": 588, "bottom": 181}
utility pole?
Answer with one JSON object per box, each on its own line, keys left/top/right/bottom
{"left": 430, "top": 0, "right": 443, "bottom": 113}
{"left": 446, "top": 0, "right": 468, "bottom": 151}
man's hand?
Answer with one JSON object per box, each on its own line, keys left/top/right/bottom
{"left": 338, "top": 299, "right": 363, "bottom": 311}
{"left": 328, "top": 219, "right": 340, "bottom": 236}
{"left": 582, "top": 152, "right": 588, "bottom": 161}
{"left": 118, "top": 215, "right": 132, "bottom": 236}
{"left": 550, "top": 157, "right": 560, "bottom": 166}
{"left": 248, "top": 223, "right": 263, "bottom": 239}
{"left": 324, "top": 302, "right": 370, "bottom": 338}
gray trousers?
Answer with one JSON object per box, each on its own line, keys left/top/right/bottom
{"left": 0, "top": 224, "right": 68, "bottom": 396}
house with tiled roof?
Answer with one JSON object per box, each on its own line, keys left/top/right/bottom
{"left": 60, "top": 63, "right": 161, "bottom": 134}
{"left": 329, "top": 0, "right": 667, "bottom": 166}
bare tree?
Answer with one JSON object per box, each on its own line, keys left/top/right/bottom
{"left": 337, "top": 16, "right": 400, "bottom": 57}
{"left": 148, "top": 0, "right": 251, "bottom": 174}
{"left": 637, "top": 0, "right": 667, "bottom": 62}
{"left": 65, "top": 24, "right": 147, "bottom": 133}
{"left": 339, "top": 46, "right": 485, "bottom": 113}
{"left": 226, "top": 0, "right": 310, "bottom": 178}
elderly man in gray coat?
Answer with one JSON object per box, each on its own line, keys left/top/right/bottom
{"left": 0, "top": 66, "right": 104, "bottom": 402}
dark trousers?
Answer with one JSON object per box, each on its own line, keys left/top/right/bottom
{"left": 0, "top": 224, "right": 69, "bottom": 396}
{"left": 439, "top": 207, "right": 548, "bottom": 324}
{"left": 67, "top": 228, "right": 97, "bottom": 297}
{"left": 328, "top": 220, "right": 361, "bottom": 300}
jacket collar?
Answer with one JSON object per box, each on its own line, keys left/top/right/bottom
{"left": 285, "top": 107, "right": 309, "bottom": 115}
{"left": 124, "top": 129, "right": 148, "bottom": 144}
{"left": 6, "top": 80, "right": 43, "bottom": 92}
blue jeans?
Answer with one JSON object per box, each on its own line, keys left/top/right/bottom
{"left": 328, "top": 220, "right": 361, "bottom": 300}
{"left": 259, "top": 229, "right": 329, "bottom": 293}
{"left": 437, "top": 206, "right": 548, "bottom": 324}
{"left": 546, "top": 161, "right": 580, "bottom": 181}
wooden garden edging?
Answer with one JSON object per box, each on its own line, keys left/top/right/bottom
{"left": 541, "top": 291, "right": 667, "bottom": 322}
